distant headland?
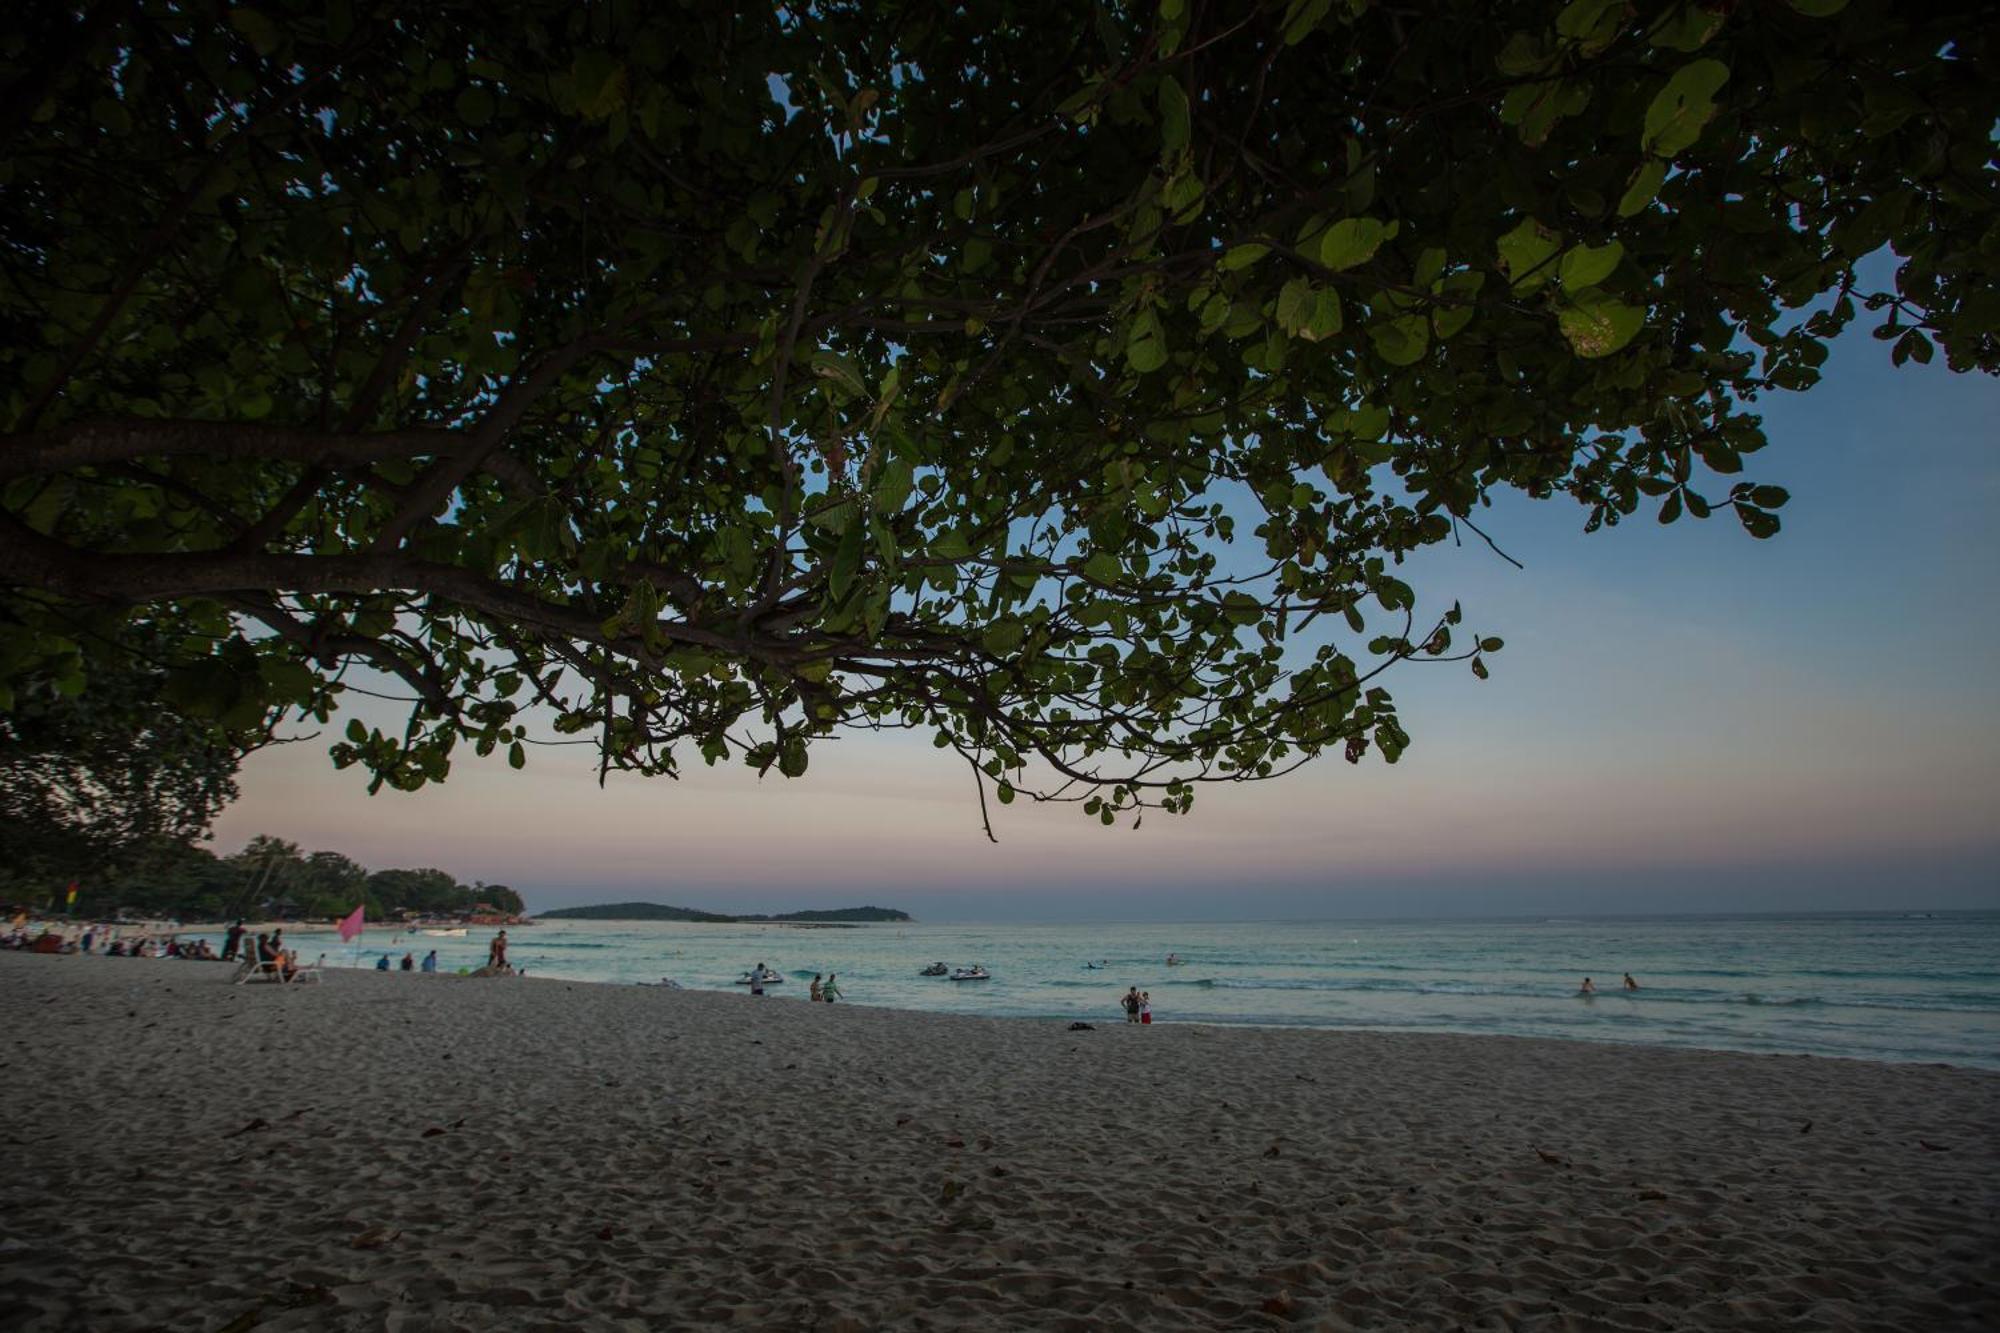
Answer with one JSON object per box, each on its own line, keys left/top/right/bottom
{"left": 534, "top": 902, "right": 912, "bottom": 924}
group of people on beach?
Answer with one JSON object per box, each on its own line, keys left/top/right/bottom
{"left": 1578, "top": 973, "right": 1641, "bottom": 995}
{"left": 1121, "top": 987, "right": 1153, "bottom": 1024}
{"left": 376, "top": 950, "right": 440, "bottom": 972}
{"left": 807, "top": 973, "right": 842, "bottom": 1002}
{"left": 3, "top": 914, "right": 230, "bottom": 960}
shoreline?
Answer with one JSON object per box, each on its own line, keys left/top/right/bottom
{"left": 5, "top": 949, "right": 1996, "bottom": 1330}
{"left": 13, "top": 940, "right": 1996, "bottom": 1075}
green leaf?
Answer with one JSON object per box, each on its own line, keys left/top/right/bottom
{"left": 1219, "top": 243, "right": 1269, "bottom": 270}
{"left": 996, "top": 780, "right": 1015, "bottom": 805}
{"left": 1158, "top": 78, "right": 1189, "bottom": 155}
{"left": 345, "top": 718, "right": 368, "bottom": 743}
{"left": 1642, "top": 59, "right": 1730, "bottom": 157}
{"left": 1736, "top": 506, "right": 1781, "bottom": 539}
{"left": 1318, "top": 217, "right": 1386, "bottom": 271}
{"left": 1368, "top": 314, "right": 1430, "bottom": 366}
{"left": 827, "top": 522, "right": 864, "bottom": 602}
{"left": 456, "top": 86, "right": 495, "bottom": 127}
{"left": 507, "top": 741, "right": 526, "bottom": 769}
{"left": 1651, "top": 5, "right": 1726, "bottom": 51}
{"left": 1497, "top": 217, "right": 1562, "bottom": 292}
{"left": 1126, "top": 309, "right": 1168, "bottom": 373}
{"left": 982, "top": 620, "right": 1025, "bottom": 656}
{"left": 1558, "top": 240, "right": 1624, "bottom": 292}
{"left": 1557, "top": 289, "right": 1645, "bottom": 358}
{"left": 1617, "top": 160, "right": 1668, "bottom": 217}
{"left": 1282, "top": 0, "right": 1333, "bottom": 45}
{"left": 228, "top": 9, "right": 283, "bottom": 55}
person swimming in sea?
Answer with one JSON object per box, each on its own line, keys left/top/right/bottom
{"left": 1578, "top": 976, "right": 1596, "bottom": 995}
{"left": 1623, "top": 972, "right": 1639, "bottom": 991}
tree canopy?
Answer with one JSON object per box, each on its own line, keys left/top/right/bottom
{"left": 30, "top": 831, "right": 527, "bottom": 923}
{"left": 0, "top": 614, "right": 261, "bottom": 894}
{"left": 1, "top": 0, "right": 1993, "bottom": 832}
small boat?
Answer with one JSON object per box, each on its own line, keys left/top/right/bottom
{"left": 950, "top": 965, "right": 990, "bottom": 981}
{"left": 919, "top": 962, "right": 948, "bottom": 976}
{"left": 734, "top": 966, "right": 785, "bottom": 986}
{"left": 418, "top": 927, "right": 468, "bottom": 937}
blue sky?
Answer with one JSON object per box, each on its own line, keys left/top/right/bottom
{"left": 214, "top": 319, "right": 2000, "bottom": 921}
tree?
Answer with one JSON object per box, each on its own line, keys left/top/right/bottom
{"left": 0, "top": 617, "right": 261, "bottom": 897}
{"left": 1, "top": 1, "right": 1993, "bottom": 833}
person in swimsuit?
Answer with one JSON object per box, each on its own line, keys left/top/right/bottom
{"left": 1623, "top": 973, "right": 1639, "bottom": 990}
{"left": 809, "top": 974, "right": 823, "bottom": 1002}
{"left": 1579, "top": 976, "right": 1596, "bottom": 995}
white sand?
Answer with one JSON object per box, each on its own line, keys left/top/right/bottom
{"left": 2, "top": 950, "right": 1994, "bottom": 1331}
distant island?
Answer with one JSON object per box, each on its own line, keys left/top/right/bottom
{"left": 535, "top": 902, "right": 912, "bottom": 924}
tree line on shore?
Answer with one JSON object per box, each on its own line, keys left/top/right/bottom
{"left": 5, "top": 833, "right": 523, "bottom": 924}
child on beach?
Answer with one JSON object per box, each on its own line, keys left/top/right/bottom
{"left": 1139, "top": 992, "right": 1153, "bottom": 1025}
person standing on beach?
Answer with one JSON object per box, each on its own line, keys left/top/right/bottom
{"left": 1122, "top": 987, "right": 1141, "bottom": 1023}
{"left": 221, "top": 921, "right": 245, "bottom": 962}
{"left": 823, "top": 974, "right": 842, "bottom": 1003}
{"left": 809, "top": 974, "right": 823, "bottom": 1002}
{"left": 488, "top": 931, "right": 508, "bottom": 970}
{"left": 400, "top": 952, "right": 415, "bottom": 971}
{"left": 1139, "top": 992, "right": 1153, "bottom": 1025}
{"left": 421, "top": 950, "right": 438, "bottom": 973}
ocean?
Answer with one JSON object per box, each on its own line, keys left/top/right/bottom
{"left": 352, "top": 911, "right": 2000, "bottom": 1070}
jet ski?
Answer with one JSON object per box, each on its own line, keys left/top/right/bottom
{"left": 950, "top": 965, "right": 991, "bottom": 981}
{"left": 919, "top": 962, "right": 948, "bottom": 976}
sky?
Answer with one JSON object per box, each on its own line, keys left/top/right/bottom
{"left": 211, "top": 318, "right": 2000, "bottom": 922}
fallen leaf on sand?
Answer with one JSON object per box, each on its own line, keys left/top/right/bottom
{"left": 597, "top": 1224, "right": 618, "bottom": 1241}
{"left": 421, "top": 1126, "right": 448, "bottom": 1138}
{"left": 350, "top": 1227, "right": 400, "bottom": 1250}
{"left": 1918, "top": 1140, "right": 1950, "bottom": 1152}
{"left": 1799, "top": 1120, "right": 1812, "bottom": 1135}
{"left": 1261, "top": 1293, "right": 1295, "bottom": 1316}
{"left": 895, "top": 1115, "right": 912, "bottom": 1127}
{"left": 946, "top": 1137, "right": 965, "bottom": 1149}
{"left": 224, "top": 1118, "right": 269, "bottom": 1139}
{"left": 214, "top": 1309, "right": 262, "bottom": 1333}
{"left": 1535, "top": 1149, "right": 1569, "bottom": 1167}
{"left": 1264, "top": 1144, "right": 1282, "bottom": 1158}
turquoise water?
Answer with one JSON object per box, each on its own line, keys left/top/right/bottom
{"left": 356, "top": 912, "right": 2000, "bottom": 1070}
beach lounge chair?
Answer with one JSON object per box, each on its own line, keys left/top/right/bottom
{"left": 285, "top": 954, "right": 324, "bottom": 986}
{"left": 233, "top": 949, "right": 283, "bottom": 985}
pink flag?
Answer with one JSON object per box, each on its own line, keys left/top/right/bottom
{"left": 336, "top": 904, "right": 365, "bottom": 942}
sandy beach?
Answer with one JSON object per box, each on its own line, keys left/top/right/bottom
{"left": 2, "top": 950, "right": 1994, "bottom": 1331}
